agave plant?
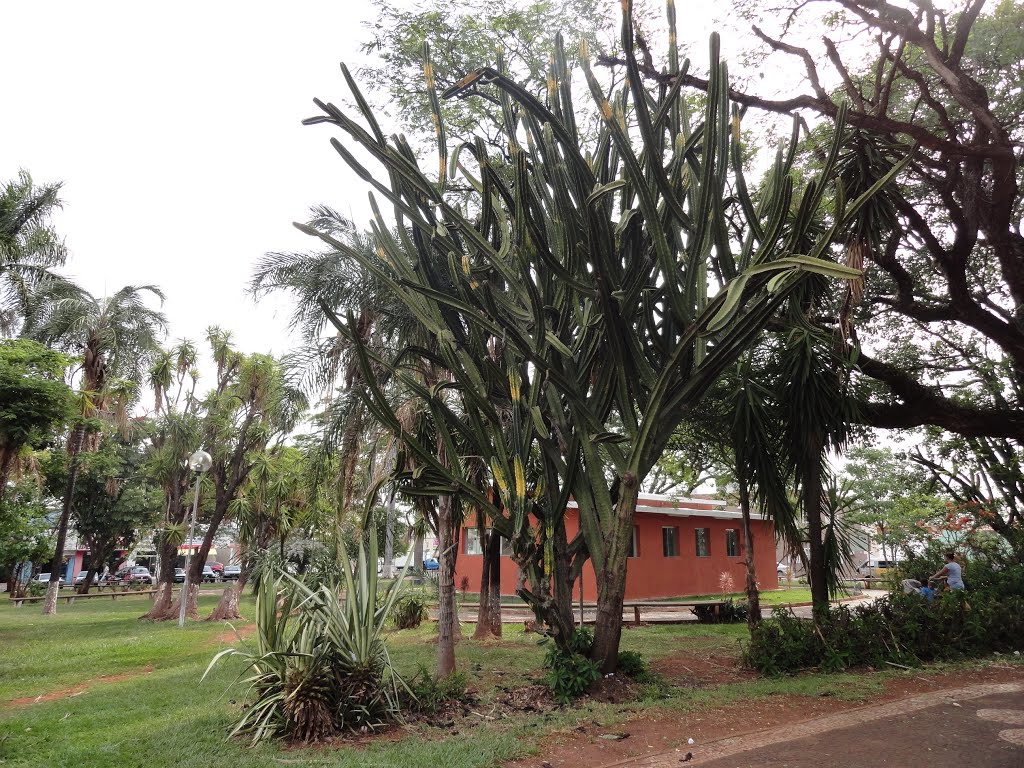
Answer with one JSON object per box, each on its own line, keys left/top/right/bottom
{"left": 205, "top": 535, "right": 410, "bottom": 744}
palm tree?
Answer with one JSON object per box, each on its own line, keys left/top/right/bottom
{"left": 251, "top": 206, "right": 411, "bottom": 523}
{"left": 24, "top": 284, "right": 167, "bottom": 614}
{"left": 252, "top": 210, "right": 469, "bottom": 676}
{"left": 176, "top": 340, "right": 305, "bottom": 621}
{"left": 728, "top": 354, "right": 796, "bottom": 630}
{"left": 0, "top": 171, "right": 67, "bottom": 335}
{"left": 775, "top": 324, "right": 858, "bottom": 620}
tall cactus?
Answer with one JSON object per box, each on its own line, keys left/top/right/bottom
{"left": 300, "top": 1, "right": 905, "bottom": 670}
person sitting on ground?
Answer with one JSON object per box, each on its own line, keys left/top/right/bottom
{"left": 918, "top": 579, "right": 938, "bottom": 601}
{"left": 930, "top": 551, "right": 965, "bottom": 591}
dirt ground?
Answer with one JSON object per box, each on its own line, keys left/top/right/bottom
{"left": 506, "top": 648, "right": 1024, "bottom": 768}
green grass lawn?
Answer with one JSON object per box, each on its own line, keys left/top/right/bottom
{"left": 642, "top": 587, "right": 816, "bottom": 605}
{"left": 0, "top": 590, "right": 910, "bottom": 768}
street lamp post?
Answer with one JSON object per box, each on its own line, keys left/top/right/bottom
{"left": 179, "top": 449, "right": 212, "bottom": 628}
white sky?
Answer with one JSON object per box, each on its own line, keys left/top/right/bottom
{"left": 2, "top": 2, "right": 387, "bottom": 364}
{"left": 3, "top": 1, "right": 751, "bottom": 388}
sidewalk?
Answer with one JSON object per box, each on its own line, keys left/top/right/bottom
{"left": 613, "top": 682, "right": 1024, "bottom": 767}
{"left": 435, "top": 590, "right": 888, "bottom": 625}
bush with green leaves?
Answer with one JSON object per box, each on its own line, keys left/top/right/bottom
{"left": 391, "top": 592, "right": 428, "bottom": 629}
{"left": 542, "top": 627, "right": 601, "bottom": 704}
{"left": 404, "top": 665, "right": 469, "bottom": 715}
{"left": 615, "top": 650, "right": 649, "bottom": 680}
{"left": 745, "top": 591, "right": 1024, "bottom": 675}
{"left": 205, "top": 537, "right": 410, "bottom": 744}
{"left": 892, "top": 538, "right": 1024, "bottom": 599}
{"left": 692, "top": 597, "right": 749, "bottom": 624}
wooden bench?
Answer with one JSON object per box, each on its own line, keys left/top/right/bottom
{"left": 9, "top": 589, "right": 158, "bottom": 607}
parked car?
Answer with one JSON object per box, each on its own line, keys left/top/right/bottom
{"left": 207, "top": 561, "right": 224, "bottom": 574}
{"left": 423, "top": 558, "right": 440, "bottom": 571}
{"left": 222, "top": 565, "right": 241, "bottom": 581}
{"left": 857, "top": 558, "right": 899, "bottom": 578}
{"left": 33, "top": 573, "right": 64, "bottom": 586}
{"left": 173, "top": 568, "right": 186, "bottom": 583}
{"left": 73, "top": 571, "right": 100, "bottom": 586}
{"left": 777, "top": 561, "right": 793, "bottom": 581}
{"left": 124, "top": 566, "right": 153, "bottom": 585}
{"left": 201, "top": 565, "right": 218, "bottom": 583}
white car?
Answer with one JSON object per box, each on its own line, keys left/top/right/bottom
{"left": 73, "top": 571, "right": 100, "bottom": 586}
{"left": 777, "top": 561, "right": 794, "bottom": 581}
{"left": 33, "top": 573, "right": 65, "bottom": 586}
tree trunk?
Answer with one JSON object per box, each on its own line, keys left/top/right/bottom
{"left": 739, "top": 475, "right": 762, "bottom": 630}
{"left": 186, "top": 500, "right": 227, "bottom": 617}
{"left": 487, "top": 530, "right": 502, "bottom": 638}
{"left": 413, "top": 530, "right": 424, "bottom": 571}
{"left": 141, "top": 535, "right": 178, "bottom": 620}
{"left": 207, "top": 570, "right": 247, "bottom": 621}
{"left": 169, "top": 581, "right": 200, "bottom": 621}
{"left": 473, "top": 528, "right": 502, "bottom": 640}
{"left": 382, "top": 489, "right": 395, "bottom": 579}
{"left": 590, "top": 476, "right": 639, "bottom": 673}
{"left": 43, "top": 423, "right": 86, "bottom": 616}
{"left": 436, "top": 493, "right": 458, "bottom": 679}
{"left": 804, "top": 434, "right": 830, "bottom": 622}
{"left": 78, "top": 565, "right": 100, "bottom": 595}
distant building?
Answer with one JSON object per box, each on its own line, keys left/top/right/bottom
{"left": 455, "top": 493, "right": 778, "bottom": 600}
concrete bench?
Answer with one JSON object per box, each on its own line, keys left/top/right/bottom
{"left": 623, "top": 600, "right": 730, "bottom": 625}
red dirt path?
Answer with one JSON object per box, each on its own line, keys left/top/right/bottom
{"left": 506, "top": 652, "right": 1024, "bottom": 768}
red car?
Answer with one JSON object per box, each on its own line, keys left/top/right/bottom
{"left": 207, "top": 561, "right": 224, "bottom": 574}
{"left": 118, "top": 566, "right": 153, "bottom": 585}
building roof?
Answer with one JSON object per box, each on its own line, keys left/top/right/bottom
{"left": 568, "top": 492, "right": 767, "bottom": 521}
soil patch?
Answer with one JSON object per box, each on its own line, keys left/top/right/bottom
{"left": 651, "top": 649, "right": 757, "bottom": 689}
{"left": 506, "top": 661, "right": 1024, "bottom": 768}
{"left": 1, "top": 665, "right": 155, "bottom": 711}
{"left": 214, "top": 622, "right": 257, "bottom": 646}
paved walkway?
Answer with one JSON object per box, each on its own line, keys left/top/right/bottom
{"left": 612, "top": 682, "right": 1024, "bottom": 767}
{"left": 437, "top": 591, "right": 888, "bottom": 625}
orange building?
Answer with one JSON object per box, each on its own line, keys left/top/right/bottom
{"left": 455, "top": 493, "right": 778, "bottom": 600}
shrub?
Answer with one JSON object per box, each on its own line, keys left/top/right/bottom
{"left": 692, "top": 598, "right": 749, "bottom": 624}
{"left": 205, "top": 536, "right": 410, "bottom": 744}
{"left": 391, "top": 592, "right": 428, "bottom": 629}
{"left": 893, "top": 539, "right": 1024, "bottom": 599}
{"left": 405, "top": 665, "right": 469, "bottom": 714}
{"left": 744, "top": 590, "right": 1024, "bottom": 675}
{"left": 616, "top": 650, "right": 649, "bottom": 680}
{"left": 542, "top": 627, "right": 601, "bottom": 705}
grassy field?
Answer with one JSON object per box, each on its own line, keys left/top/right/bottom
{"left": 0, "top": 591, "right": 890, "bottom": 768}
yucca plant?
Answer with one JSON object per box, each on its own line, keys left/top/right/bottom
{"left": 298, "top": 0, "right": 907, "bottom": 671}
{"left": 205, "top": 534, "right": 410, "bottom": 744}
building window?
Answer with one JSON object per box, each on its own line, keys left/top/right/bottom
{"left": 695, "top": 527, "right": 710, "bottom": 557}
{"left": 725, "top": 529, "right": 740, "bottom": 557}
{"left": 464, "top": 528, "right": 482, "bottom": 555}
{"left": 662, "top": 526, "right": 679, "bottom": 557}
{"left": 628, "top": 526, "right": 640, "bottom": 558}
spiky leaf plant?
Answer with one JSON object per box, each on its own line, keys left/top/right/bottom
{"left": 205, "top": 534, "right": 410, "bottom": 744}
